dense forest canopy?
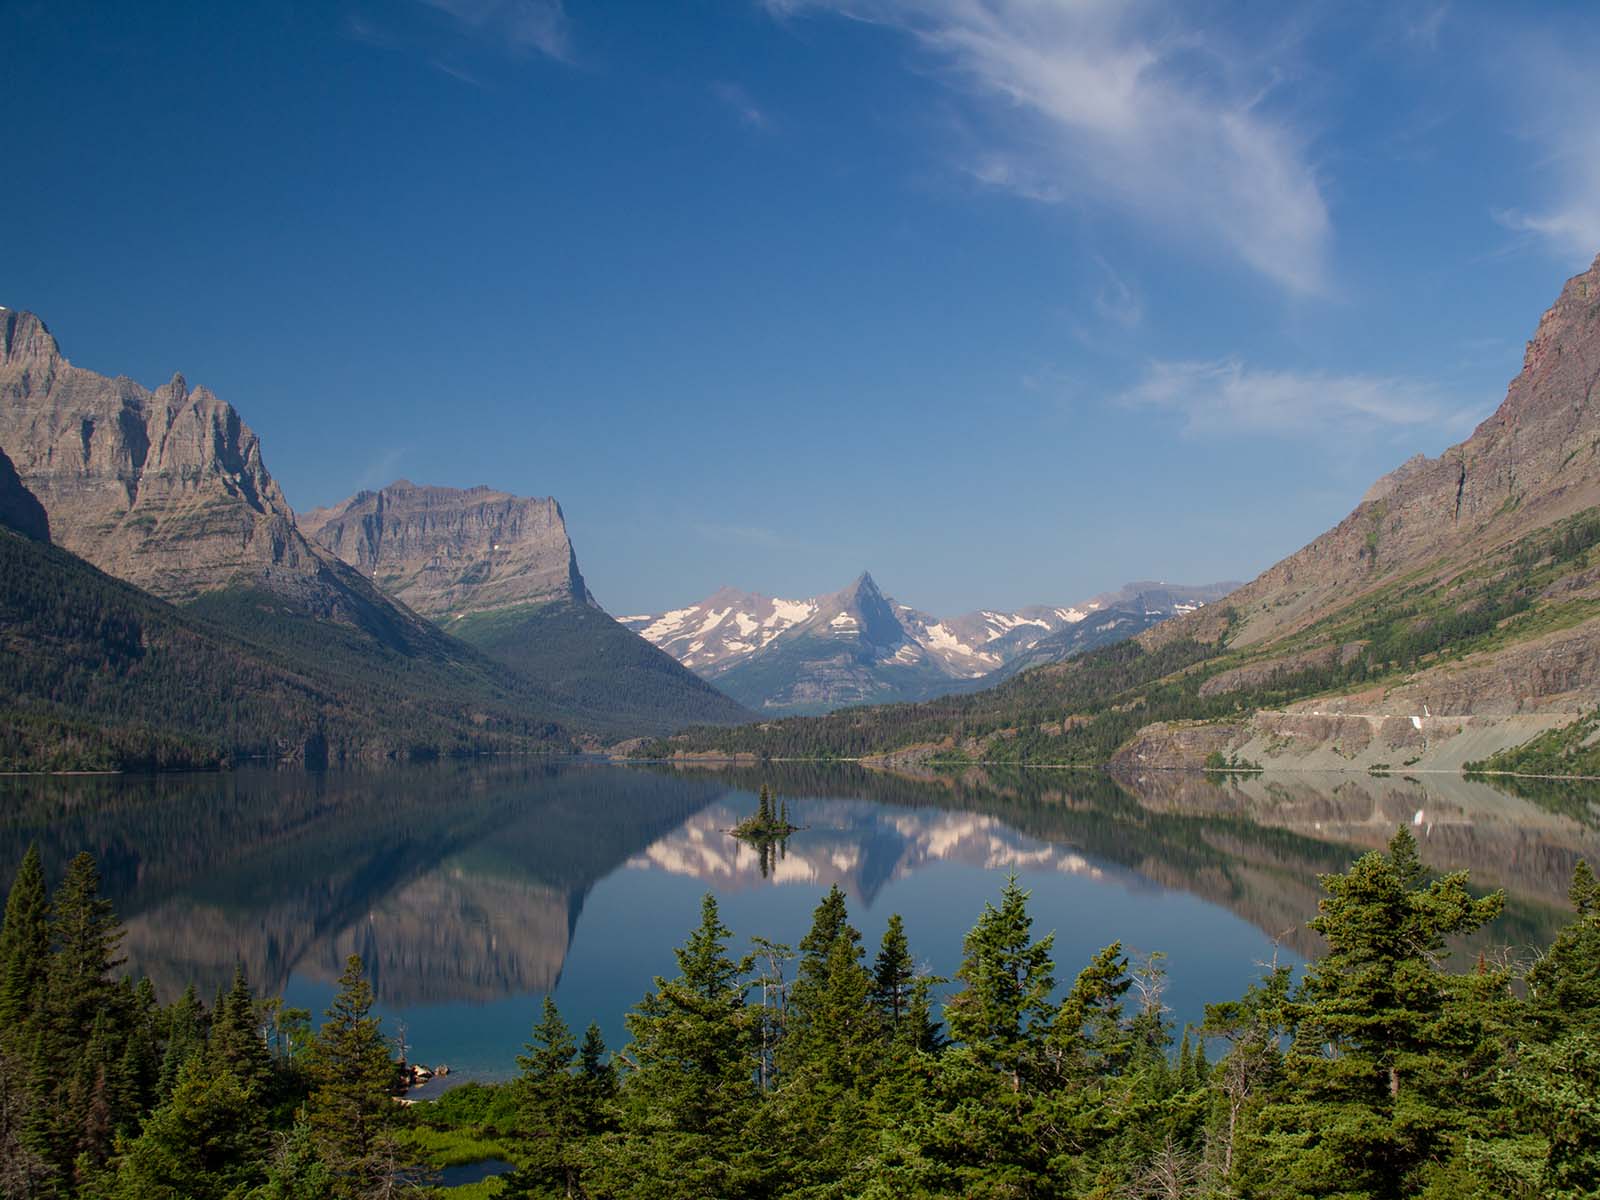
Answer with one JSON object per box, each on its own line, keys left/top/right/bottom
{"left": 1, "top": 832, "right": 1597, "bottom": 1198}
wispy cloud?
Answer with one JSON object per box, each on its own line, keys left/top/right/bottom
{"left": 1120, "top": 358, "right": 1480, "bottom": 439}
{"left": 417, "top": 0, "right": 571, "bottom": 61}
{"left": 1494, "top": 34, "right": 1600, "bottom": 264}
{"left": 762, "top": 0, "right": 1331, "bottom": 294}
{"left": 711, "top": 81, "right": 770, "bottom": 130}
{"left": 1091, "top": 257, "right": 1142, "bottom": 330}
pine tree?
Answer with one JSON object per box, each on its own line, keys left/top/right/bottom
{"left": 158, "top": 984, "right": 207, "bottom": 1103}
{"left": 502, "top": 996, "right": 586, "bottom": 1199}
{"left": 774, "top": 925, "right": 884, "bottom": 1195}
{"left": 1248, "top": 827, "right": 1504, "bottom": 1198}
{"left": 36, "top": 851, "right": 129, "bottom": 1180}
{"left": 604, "top": 894, "right": 756, "bottom": 1198}
{"left": 44, "top": 852, "right": 126, "bottom": 1061}
{"left": 782, "top": 886, "right": 863, "bottom": 1068}
{"left": 946, "top": 874, "right": 1055, "bottom": 1090}
{"left": 206, "top": 964, "right": 273, "bottom": 1092}
{"left": 1570, "top": 858, "right": 1599, "bottom": 918}
{"left": 0, "top": 1039, "right": 49, "bottom": 1198}
{"left": 577, "top": 1022, "right": 616, "bottom": 1126}
{"left": 107, "top": 1055, "right": 269, "bottom": 1200}
{"left": 305, "top": 955, "right": 404, "bottom": 1199}
{"left": 1473, "top": 859, "right": 1600, "bottom": 1196}
{"left": 255, "top": 1116, "right": 333, "bottom": 1200}
{"left": 872, "top": 913, "right": 915, "bottom": 1029}
{"left": 0, "top": 845, "right": 50, "bottom": 1041}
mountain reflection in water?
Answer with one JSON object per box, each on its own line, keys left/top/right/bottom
{"left": 1, "top": 762, "right": 1593, "bottom": 1078}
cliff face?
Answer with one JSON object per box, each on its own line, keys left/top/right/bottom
{"left": 301, "top": 480, "right": 596, "bottom": 619}
{"left": 0, "top": 309, "right": 339, "bottom": 606}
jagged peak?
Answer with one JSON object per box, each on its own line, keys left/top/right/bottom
{"left": 0, "top": 309, "right": 63, "bottom": 367}
{"left": 1523, "top": 248, "right": 1600, "bottom": 371}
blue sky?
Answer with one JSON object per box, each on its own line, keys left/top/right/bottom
{"left": 6, "top": 1, "right": 1600, "bottom": 616}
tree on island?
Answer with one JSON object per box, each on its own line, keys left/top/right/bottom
{"left": 730, "top": 785, "right": 801, "bottom": 842}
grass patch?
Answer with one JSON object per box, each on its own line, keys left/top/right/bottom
{"left": 430, "top": 1180, "right": 506, "bottom": 1198}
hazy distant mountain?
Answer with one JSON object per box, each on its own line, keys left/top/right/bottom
{"left": 304, "top": 481, "right": 750, "bottom": 736}
{"left": 623, "top": 573, "right": 1237, "bottom": 713}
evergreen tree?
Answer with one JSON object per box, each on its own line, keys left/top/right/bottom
{"left": 871, "top": 913, "right": 915, "bottom": 1030}
{"left": 44, "top": 852, "right": 126, "bottom": 1061}
{"left": 206, "top": 965, "right": 272, "bottom": 1093}
{"left": 773, "top": 925, "right": 883, "bottom": 1196}
{"left": 254, "top": 1116, "right": 333, "bottom": 1200}
{"left": 577, "top": 1022, "right": 616, "bottom": 1127}
{"left": 0, "top": 844, "right": 49, "bottom": 1040}
{"left": 502, "top": 997, "right": 588, "bottom": 1199}
{"left": 1473, "top": 860, "right": 1600, "bottom": 1197}
{"left": 157, "top": 985, "right": 207, "bottom": 1103}
{"left": 305, "top": 955, "right": 403, "bottom": 1200}
{"left": 34, "top": 851, "right": 130, "bottom": 1181}
{"left": 108, "top": 1056, "right": 269, "bottom": 1200}
{"left": 946, "top": 875, "right": 1055, "bottom": 1090}
{"left": 1247, "top": 827, "right": 1504, "bottom": 1198}
{"left": 0, "top": 1039, "right": 49, "bottom": 1199}
{"left": 602, "top": 895, "right": 755, "bottom": 1198}
{"left": 783, "top": 887, "right": 865, "bottom": 1072}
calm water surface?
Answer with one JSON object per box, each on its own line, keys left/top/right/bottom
{"left": 2, "top": 762, "right": 1594, "bottom": 1082}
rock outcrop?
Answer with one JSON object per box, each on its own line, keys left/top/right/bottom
{"left": 0, "top": 309, "right": 359, "bottom": 610}
{"left": 301, "top": 480, "right": 595, "bottom": 618}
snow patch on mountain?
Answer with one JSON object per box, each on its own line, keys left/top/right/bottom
{"left": 620, "top": 575, "right": 1241, "bottom": 713}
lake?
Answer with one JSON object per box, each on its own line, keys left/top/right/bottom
{"left": 1, "top": 761, "right": 1594, "bottom": 1082}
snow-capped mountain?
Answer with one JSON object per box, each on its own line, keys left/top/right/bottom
{"left": 621, "top": 575, "right": 1238, "bottom": 714}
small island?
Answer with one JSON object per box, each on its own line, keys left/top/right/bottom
{"left": 730, "top": 784, "right": 802, "bottom": 841}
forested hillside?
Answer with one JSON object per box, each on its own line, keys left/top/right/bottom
{"left": 0, "top": 525, "right": 574, "bottom": 771}
{"left": 2, "top": 833, "right": 1596, "bottom": 1197}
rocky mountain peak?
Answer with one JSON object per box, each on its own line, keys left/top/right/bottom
{"left": 302, "top": 480, "right": 597, "bottom": 620}
{"left": 1521, "top": 249, "right": 1600, "bottom": 375}
{"left": 1, "top": 309, "right": 63, "bottom": 368}
{"left": 0, "top": 312, "right": 335, "bottom": 602}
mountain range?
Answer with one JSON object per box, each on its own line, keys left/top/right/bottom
{"left": 650, "top": 253, "right": 1600, "bottom": 774}
{"left": 622, "top": 576, "right": 1235, "bottom": 713}
{"left": 0, "top": 308, "right": 746, "bottom": 767}
{"left": 10, "top": 250, "right": 1600, "bottom": 777}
